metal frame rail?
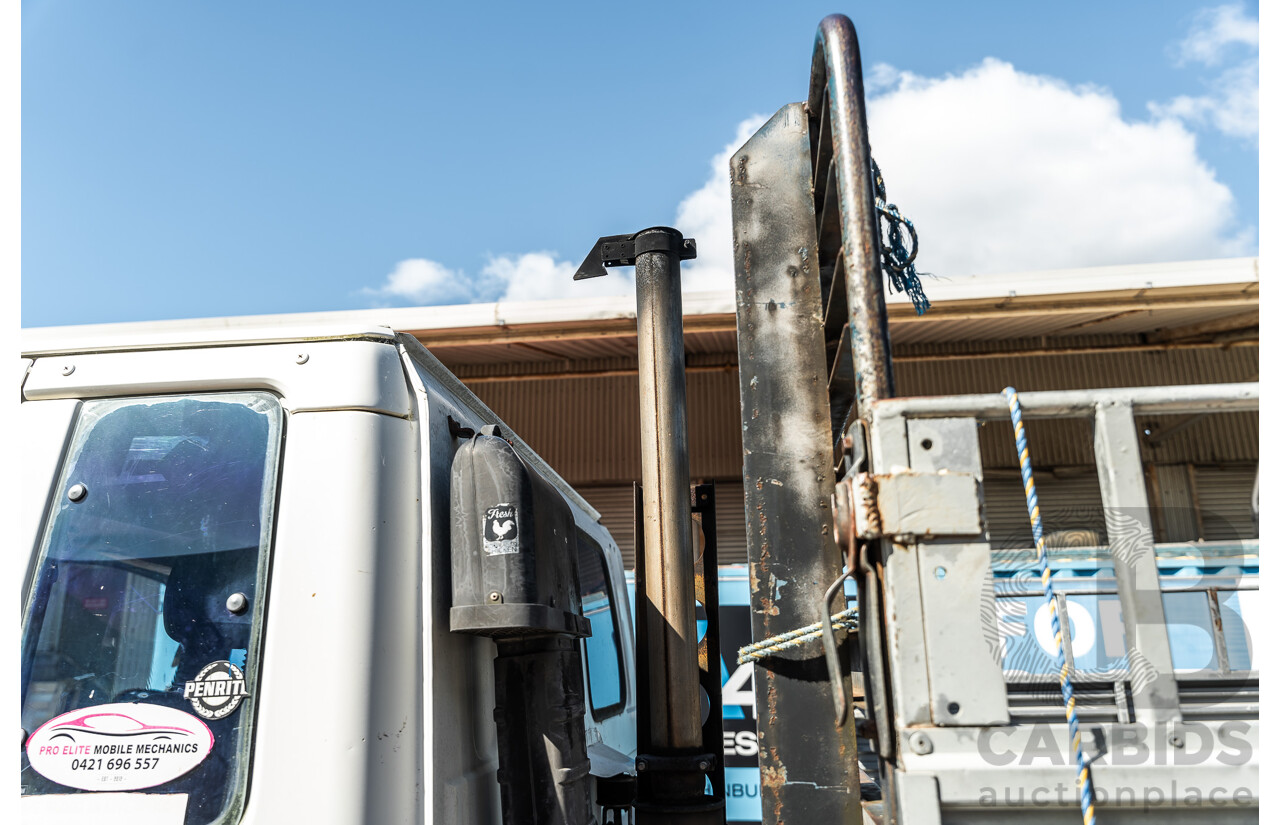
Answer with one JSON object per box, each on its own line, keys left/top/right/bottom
{"left": 836, "top": 381, "right": 1259, "bottom": 823}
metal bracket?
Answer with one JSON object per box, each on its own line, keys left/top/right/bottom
{"left": 854, "top": 471, "right": 982, "bottom": 539}
{"left": 851, "top": 472, "right": 881, "bottom": 539}
{"left": 818, "top": 563, "right": 855, "bottom": 726}
{"left": 634, "top": 752, "right": 718, "bottom": 774}
{"left": 573, "top": 227, "right": 698, "bottom": 280}
{"left": 446, "top": 415, "right": 475, "bottom": 440}
{"left": 837, "top": 420, "right": 869, "bottom": 478}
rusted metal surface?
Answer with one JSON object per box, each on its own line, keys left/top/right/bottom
{"left": 807, "top": 14, "right": 895, "bottom": 411}
{"left": 602, "top": 230, "right": 721, "bottom": 823}
{"left": 635, "top": 232, "right": 702, "bottom": 748}
{"left": 732, "top": 101, "right": 860, "bottom": 823}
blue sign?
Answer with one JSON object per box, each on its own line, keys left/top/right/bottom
{"left": 625, "top": 551, "right": 1257, "bottom": 824}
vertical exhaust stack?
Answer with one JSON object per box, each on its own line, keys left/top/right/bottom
{"left": 576, "top": 229, "right": 725, "bottom": 823}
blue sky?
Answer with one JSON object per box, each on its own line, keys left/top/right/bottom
{"left": 20, "top": 1, "right": 1259, "bottom": 326}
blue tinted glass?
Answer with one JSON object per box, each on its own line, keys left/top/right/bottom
{"left": 1218, "top": 589, "right": 1255, "bottom": 671}
{"left": 21, "top": 394, "right": 281, "bottom": 825}
{"left": 577, "top": 536, "right": 624, "bottom": 714}
{"left": 1161, "top": 591, "right": 1218, "bottom": 673}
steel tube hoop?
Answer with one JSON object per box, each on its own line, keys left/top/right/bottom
{"left": 809, "top": 14, "right": 895, "bottom": 408}
{"left": 872, "top": 382, "right": 1259, "bottom": 421}
{"left": 634, "top": 228, "right": 703, "bottom": 753}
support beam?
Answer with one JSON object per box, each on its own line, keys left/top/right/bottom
{"left": 733, "top": 102, "right": 861, "bottom": 824}
{"left": 1151, "top": 310, "right": 1259, "bottom": 342}
{"left": 1092, "top": 400, "right": 1182, "bottom": 725}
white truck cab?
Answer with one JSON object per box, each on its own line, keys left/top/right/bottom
{"left": 19, "top": 324, "right": 637, "bottom": 825}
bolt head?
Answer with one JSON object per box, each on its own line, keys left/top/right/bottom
{"left": 697, "top": 760, "right": 710, "bottom": 771}
{"left": 67, "top": 483, "right": 87, "bottom": 502}
{"left": 487, "top": 591, "right": 502, "bottom": 603}
{"left": 908, "top": 731, "right": 934, "bottom": 755}
{"left": 226, "top": 592, "right": 249, "bottom": 615}
{"left": 1169, "top": 732, "right": 1185, "bottom": 749}
{"left": 296, "top": 353, "right": 309, "bottom": 364}
{"left": 61, "top": 364, "right": 75, "bottom": 376}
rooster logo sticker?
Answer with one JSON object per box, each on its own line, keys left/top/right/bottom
{"left": 483, "top": 504, "right": 520, "bottom": 555}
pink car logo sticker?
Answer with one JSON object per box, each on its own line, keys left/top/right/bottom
{"left": 26, "top": 703, "right": 214, "bottom": 791}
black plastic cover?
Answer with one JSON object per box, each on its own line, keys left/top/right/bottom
{"left": 450, "top": 434, "right": 590, "bottom": 638}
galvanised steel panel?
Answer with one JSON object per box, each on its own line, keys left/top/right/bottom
{"left": 467, "top": 371, "right": 745, "bottom": 485}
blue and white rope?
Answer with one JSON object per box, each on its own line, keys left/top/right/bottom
{"left": 736, "top": 608, "right": 858, "bottom": 664}
{"left": 1003, "top": 386, "right": 1097, "bottom": 825}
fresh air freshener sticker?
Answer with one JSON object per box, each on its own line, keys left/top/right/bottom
{"left": 25, "top": 703, "right": 214, "bottom": 791}
{"left": 483, "top": 504, "right": 519, "bottom": 555}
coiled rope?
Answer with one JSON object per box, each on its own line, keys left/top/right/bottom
{"left": 872, "top": 158, "right": 930, "bottom": 316}
{"left": 736, "top": 608, "right": 858, "bottom": 664}
{"left": 1003, "top": 387, "right": 1097, "bottom": 825}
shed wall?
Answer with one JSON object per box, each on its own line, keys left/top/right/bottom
{"left": 461, "top": 344, "right": 1257, "bottom": 567}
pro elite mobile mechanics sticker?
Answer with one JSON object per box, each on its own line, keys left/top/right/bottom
{"left": 184, "top": 660, "right": 250, "bottom": 720}
{"left": 483, "top": 504, "right": 519, "bottom": 555}
{"left": 25, "top": 703, "right": 214, "bottom": 791}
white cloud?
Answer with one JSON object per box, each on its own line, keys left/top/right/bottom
{"left": 361, "top": 258, "right": 474, "bottom": 306}
{"left": 669, "top": 59, "right": 1251, "bottom": 284}
{"left": 673, "top": 115, "right": 767, "bottom": 293}
{"left": 865, "top": 62, "right": 903, "bottom": 96}
{"left": 864, "top": 58, "right": 1251, "bottom": 277}
{"left": 483, "top": 252, "right": 633, "bottom": 303}
{"left": 1174, "top": 4, "right": 1258, "bottom": 66}
{"left": 1149, "top": 4, "right": 1257, "bottom": 139}
{"left": 363, "top": 250, "right": 631, "bottom": 308}
{"left": 368, "top": 37, "right": 1253, "bottom": 306}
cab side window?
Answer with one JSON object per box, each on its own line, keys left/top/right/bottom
{"left": 576, "top": 534, "right": 625, "bottom": 717}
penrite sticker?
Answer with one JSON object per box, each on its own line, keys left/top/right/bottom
{"left": 25, "top": 703, "right": 214, "bottom": 791}
{"left": 184, "top": 661, "right": 250, "bottom": 720}
{"left": 483, "top": 504, "right": 519, "bottom": 555}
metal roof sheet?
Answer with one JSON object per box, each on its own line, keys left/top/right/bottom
{"left": 21, "top": 257, "right": 1256, "bottom": 358}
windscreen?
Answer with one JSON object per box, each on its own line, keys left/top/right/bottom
{"left": 21, "top": 393, "right": 282, "bottom": 825}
